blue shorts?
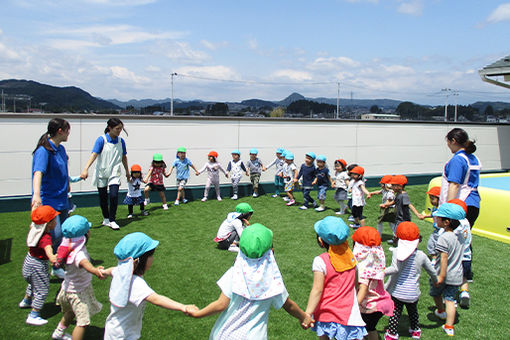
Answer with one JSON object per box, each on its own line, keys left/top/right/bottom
{"left": 317, "top": 185, "right": 328, "bottom": 200}
{"left": 429, "top": 281, "right": 459, "bottom": 301}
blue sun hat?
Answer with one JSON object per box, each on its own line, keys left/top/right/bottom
{"left": 285, "top": 152, "right": 294, "bottom": 160}
{"left": 276, "top": 147, "right": 284, "bottom": 154}
{"left": 305, "top": 152, "right": 316, "bottom": 160}
{"left": 432, "top": 203, "right": 466, "bottom": 221}
{"left": 281, "top": 149, "right": 288, "bottom": 157}
{"left": 249, "top": 148, "right": 258, "bottom": 155}
{"left": 314, "top": 216, "right": 350, "bottom": 245}
{"left": 61, "top": 215, "right": 92, "bottom": 238}
{"left": 317, "top": 155, "right": 327, "bottom": 162}
{"left": 114, "top": 232, "right": 159, "bottom": 261}
{"left": 232, "top": 149, "right": 241, "bottom": 155}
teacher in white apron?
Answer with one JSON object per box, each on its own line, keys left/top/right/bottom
{"left": 81, "top": 118, "right": 130, "bottom": 230}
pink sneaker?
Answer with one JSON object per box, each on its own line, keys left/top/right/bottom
{"left": 285, "top": 200, "right": 295, "bottom": 206}
{"left": 409, "top": 328, "right": 421, "bottom": 339}
{"left": 384, "top": 331, "right": 399, "bottom": 340}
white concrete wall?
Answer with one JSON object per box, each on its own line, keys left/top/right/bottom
{"left": 1, "top": 113, "right": 508, "bottom": 197}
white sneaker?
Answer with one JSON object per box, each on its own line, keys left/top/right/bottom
{"left": 52, "top": 328, "right": 72, "bottom": 340}
{"left": 102, "top": 218, "right": 110, "bottom": 227}
{"left": 335, "top": 211, "right": 343, "bottom": 215}
{"left": 144, "top": 198, "right": 150, "bottom": 205}
{"left": 271, "top": 194, "right": 278, "bottom": 198}
{"left": 201, "top": 197, "right": 208, "bottom": 202}
{"left": 459, "top": 290, "right": 470, "bottom": 309}
{"left": 162, "top": 204, "right": 169, "bottom": 210}
{"left": 19, "top": 299, "right": 32, "bottom": 308}
{"left": 109, "top": 221, "right": 120, "bottom": 230}
{"left": 228, "top": 245, "right": 240, "bottom": 253}
{"left": 434, "top": 309, "right": 447, "bottom": 320}
{"left": 315, "top": 206, "right": 326, "bottom": 212}
{"left": 347, "top": 215, "right": 355, "bottom": 222}
{"left": 299, "top": 205, "right": 308, "bottom": 210}
{"left": 252, "top": 192, "right": 258, "bottom": 198}
{"left": 283, "top": 197, "right": 290, "bottom": 202}
{"left": 182, "top": 198, "right": 188, "bottom": 204}
{"left": 127, "top": 214, "right": 133, "bottom": 219}
{"left": 231, "top": 194, "right": 238, "bottom": 200}
{"left": 69, "top": 204, "right": 77, "bottom": 214}
{"left": 26, "top": 314, "right": 48, "bottom": 326}
{"left": 174, "top": 200, "right": 180, "bottom": 206}
{"left": 217, "top": 196, "right": 222, "bottom": 201}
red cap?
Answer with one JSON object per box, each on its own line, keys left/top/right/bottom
{"left": 396, "top": 221, "right": 420, "bottom": 241}
{"left": 130, "top": 164, "right": 142, "bottom": 172}
{"left": 448, "top": 199, "right": 468, "bottom": 214}
{"left": 31, "top": 205, "right": 60, "bottom": 225}
{"left": 426, "top": 186, "right": 441, "bottom": 197}
{"left": 390, "top": 175, "right": 407, "bottom": 186}
{"left": 350, "top": 166, "right": 365, "bottom": 176}
{"left": 380, "top": 175, "right": 392, "bottom": 184}
{"left": 352, "top": 226, "right": 381, "bottom": 246}
{"left": 335, "top": 159, "right": 347, "bottom": 167}
{"left": 208, "top": 151, "right": 218, "bottom": 158}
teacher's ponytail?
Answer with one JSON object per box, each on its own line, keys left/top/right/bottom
{"left": 446, "top": 128, "right": 476, "bottom": 154}
{"left": 32, "top": 118, "right": 70, "bottom": 155}
{"left": 104, "top": 118, "right": 128, "bottom": 136}
{"left": 464, "top": 140, "right": 477, "bottom": 154}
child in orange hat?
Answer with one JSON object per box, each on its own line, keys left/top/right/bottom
{"left": 123, "top": 164, "right": 148, "bottom": 219}
{"left": 369, "top": 175, "right": 396, "bottom": 238}
{"left": 197, "top": 151, "right": 228, "bottom": 201}
{"left": 347, "top": 166, "right": 371, "bottom": 229}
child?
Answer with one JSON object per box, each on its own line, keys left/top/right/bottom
{"left": 51, "top": 215, "right": 104, "bottom": 340}
{"left": 20, "top": 205, "right": 60, "bottom": 325}
{"left": 352, "top": 226, "right": 394, "bottom": 340}
{"left": 296, "top": 152, "right": 317, "bottom": 210}
{"left": 384, "top": 222, "right": 437, "bottom": 340}
{"left": 170, "top": 147, "right": 199, "bottom": 205}
{"left": 103, "top": 232, "right": 195, "bottom": 339}
{"left": 266, "top": 147, "right": 285, "bottom": 198}
{"left": 197, "top": 151, "right": 228, "bottom": 201}
{"left": 283, "top": 152, "right": 298, "bottom": 206}
{"left": 303, "top": 216, "right": 367, "bottom": 339}
{"left": 226, "top": 149, "right": 248, "bottom": 200}
{"left": 430, "top": 203, "right": 466, "bottom": 336}
{"left": 421, "top": 186, "right": 441, "bottom": 256}
{"left": 144, "top": 153, "right": 170, "bottom": 210}
{"left": 246, "top": 148, "right": 266, "bottom": 197}
{"left": 348, "top": 166, "right": 371, "bottom": 229}
{"left": 124, "top": 164, "right": 148, "bottom": 218}
{"left": 311, "top": 155, "right": 331, "bottom": 212}
{"left": 369, "top": 175, "right": 396, "bottom": 238}
{"left": 346, "top": 163, "right": 358, "bottom": 222}
{"left": 214, "top": 203, "right": 253, "bottom": 252}
{"left": 331, "top": 159, "right": 349, "bottom": 215}
{"left": 188, "top": 223, "right": 308, "bottom": 339}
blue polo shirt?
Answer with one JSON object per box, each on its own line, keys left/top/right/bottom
{"left": 297, "top": 164, "right": 317, "bottom": 187}
{"left": 92, "top": 134, "right": 127, "bottom": 155}
{"left": 172, "top": 158, "right": 193, "bottom": 180}
{"left": 444, "top": 150, "right": 480, "bottom": 208}
{"left": 32, "top": 141, "right": 69, "bottom": 211}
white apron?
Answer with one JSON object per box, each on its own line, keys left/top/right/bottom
{"left": 92, "top": 135, "right": 124, "bottom": 188}
{"left": 440, "top": 152, "right": 481, "bottom": 205}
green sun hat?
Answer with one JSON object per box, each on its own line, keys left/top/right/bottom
{"left": 177, "top": 147, "right": 186, "bottom": 153}
{"left": 153, "top": 153, "right": 163, "bottom": 161}
{"left": 239, "top": 223, "right": 273, "bottom": 259}
{"left": 236, "top": 202, "right": 254, "bottom": 214}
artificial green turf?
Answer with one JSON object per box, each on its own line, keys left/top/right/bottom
{"left": 1, "top": 185, "right": 509, "bottom": 339}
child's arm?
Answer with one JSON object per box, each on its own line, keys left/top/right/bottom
{"left": 435, "top": 252, "right": 448, "bottom": 286}
{"left": 191, "top": 163, "right": 200, "bottom": 176}
{"left": 196, "top": 164, "right": 206, "bottom": 176}
{"left": 143, "top": 168, "right": 153, "bottom": 183}
{"left": 168, "top": 166, "right": 174, "bottom": 176}
{"left": 379, "top": 198, "right": 394, "bottom": 209}
{"left": 369, "top": 189, "right": 382, "bottom": 196}
{"left": 357, "top": 283, "right": 369, "bottom": 305}
{"left": 241, "top": 162, "right": 249, "bottom": 176}
{"left": 304, "top": 271, "right": 325, "bottom": 328}
{"left": 164, "top": 167, "right": 171, "bottom": 178}
{"left": 99, "top": 266, "right": 116, "bottom": 277}
{"left": 145, "top": 292, "right": 193, "bottom": 313}
{"left": 422, "top": 254, "right": 438, "bottom": 283}
{"left": 384, "top": 250, "right": 400, "bottom": 276}
{"left": 261, "top": 161, "right": 267, "bottom": 172}
{"left": 79, "top": 258, "right": 105, "bottom": 279}
{"left": 360, "top": 184, "right": 372, "bottom": 199}
{"left": 409, "top": 203, "right": 424, "bottom": 220}
{"left": 218, "top": 164, "right": 228, "bottom": 177}
{"left": 282, "top": 297, "right": 308, "bottom": 328}
{"left": 44, "top": 245, "right": 57, "bottom": 266}
{"left": 188, "top": 292, "right": 230, "bottom": 318}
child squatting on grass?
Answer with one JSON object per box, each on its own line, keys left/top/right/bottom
{"left": 214, "top": 202, "right": 254, "bottom": 252}
{"left": 187, "top": 223, "right": 309, "bottom": 340}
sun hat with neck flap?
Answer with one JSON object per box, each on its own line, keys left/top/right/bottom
{"left": 239, "top": 223, "right": 273, "bottom": 259}
{"left": 314, "top": 216, "right": 356, "bottom": 272}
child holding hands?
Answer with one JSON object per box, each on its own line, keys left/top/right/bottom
{"left": 348, "top": 166, "right": 371, "bottom": 229}
{"left": 332, "top": 159, "right": 349, "bottom": 215}
{"left": 311, "top": 155, "right": 331, "bottom": 212}
{"left": 144, "top": 153, "right": 170, "bottom": 210}
{"left": 170, "top": 147, "right": 199, "bottom": 205}
{"left": 197, "top": 151, "right": 228, "bottom": 201}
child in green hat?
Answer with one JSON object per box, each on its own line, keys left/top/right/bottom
{"left": 214, "top": 203, "right": 254, "bottom": 252}
{"left": 143, "top": 153, "right": 170, "bottom": 210}
{"left": 169, "top": 147, "right": 199, "bottom": 205}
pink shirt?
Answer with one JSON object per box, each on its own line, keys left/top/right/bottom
{"left": 358, "top": 278, "right": 394, "bottom": 316}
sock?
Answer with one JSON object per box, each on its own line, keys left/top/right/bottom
{"left": 23, "top": 298, "right": 32, "bottom": 304}
{"left": 29, "top": 310, "right": 40, "bottom": 318}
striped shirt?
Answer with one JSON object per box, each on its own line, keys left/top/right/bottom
{"left": 391, "top": 252, "right": 419, "bottom": 303}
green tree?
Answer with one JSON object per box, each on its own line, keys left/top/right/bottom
{"left": 206, "top": 102, "right": 229, "bottom": 116}
{"left": 484, "top": 105, "right": 494, "bottom": 116}
{"left": 270, "top": 106, "right": 285, "bottom": 117}
{"left": 370, "top": 105, "right": 379, "bottom": 113}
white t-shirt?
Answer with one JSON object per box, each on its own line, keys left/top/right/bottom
{"left": 333, "top": 171, "right": 349, "bottom": 190}
{"left": 127, "top": 178, "right": 143, "bottom": 198}
{"left": 216, "top": 213, "right": 245, "bottom": 241}
{"left": 381, "top": 188, "right": 395, "bottom": 205}
{"left": 349, "top": 179, "right": 366, "bottom": 206}
{"left": 104, "top": 272, "right": 155, "bottom": 340}
{"left": 282, "top": 163, "right": 297, "bottom": 183}
{"left": 63, "top": 248, "right": 92, "bottom": 293}
{"left": 312, "top": 256, "right": 327, "bottom": 274}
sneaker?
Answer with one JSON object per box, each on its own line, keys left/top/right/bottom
{"left": 52, "top": 328, "right": 72, "bottom": 340}
{"left": 315, "top": 206, "right": 326, "bottom": 212}
{"left": 102, "top": 218, "right": 110, "bottom": 227}
{"left": 384, "top": 331, "right": 399, "bottom": 340}
{"left": 299, "top": 205, "right": 308, "bottom": 210}
{"left": 286, "top": 200, "right": 296, "bottom": 206}
{"left": 228, "top": 245, "right": 240, "bottom": 253}
{"left": 144, "top": 198, "right": 150, "bottom": 205}
{"left": 252, "top": 192, "right": 258, "bottom": 198}
{"left": 69, "top": 203, "right": 77, "bottom": 214}
{"left": 141, "top": 210, "right": 149, "bottom": 216}
{"left": 387, "top": 239, "right": 395, "bottom": 245}
{"left": 347, "top": 215, "right": 355, "bottom": 222}
{"left": 217, "top": 196, "right": 222, "bottom": 201}
{"left": 26, "top": 314, "right": 48, "bottom": 326}
{"left": 231, "top": 194, "right": 238, "bottom": 200}
{"left": 109, "top": 221, "right": 120, "bottom": 230}
{"left": 434, "top": 309, "right": 447, "bottom": 320}
{"left": 51, "top": 268, "right": 66, "bottom": 279}
{"left": 201, "top": 197, "right": 208, "bottom": 202}
{"left": 459, "top": 290, "right": 470, "bottom": 309}
{"left": 127, "top": 214, "right": 133, "bottom": 219}
{"left": 182, "top": 198, "right": 188, "bottom": 204}
{"left": 18, "top": 298, "right": 32, "bottom": 308}
{"left": 174, "top": 200, "right": 180, "bottom": 206}
{"left": 162, "top": 204, "right": 169, "bottom": 210}
{"left": 283, "top": 196, "right": 290, "bottom": 202}
{"left": 409, "top": 328, "right": 421, "bottom": 339}
{"left": 335, "top": 211, "right": 343, "bottom": 215}
{"left": 442, "top": 325, "right": 454, "bottom": 336}
{"left": 349, "top": 224, "right": 360, "bottom": 229}
{"left": 271, "top": 194, "right": 279, "bottom": 198}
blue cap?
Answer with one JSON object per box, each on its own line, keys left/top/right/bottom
{"left": 276, "top": 147, "right": 284, "bottom": 154}
{"left": 231, "top": 149, "right": 241, "bottom": 155}
{"left": 249, "top": 148, "right": 258, "bottom": 155}
{"left": 61, "top": 215, "right": 91, "bottom": 238}
{"left": 316, "top": 155, "right": 327, "bottom": 162}
{"left": 314, "top": 216, "right": 350, "bottom": 245}
{"left": 285, "top": 152, "right": 294, "bottom": 160}
{"left": 305, "top": 152, "right": 316, "bottom": 160}
{"left": 114, "top": 232, "right": 159, "bottom": 260}
{"left": 433, "top": 203, "right": 466, "bottom": 220}
{"left": 281, "top": 149, "right": 288, "bottom": 157}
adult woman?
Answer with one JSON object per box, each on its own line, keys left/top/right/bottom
{"left": 81, "top": 118, "right": 130, "bottom": 230}
{"left": 32, "top": 118, "right": 71, "bottom": 278}
{"left": 440, "top": 128, "right": 482, "bottom": 228}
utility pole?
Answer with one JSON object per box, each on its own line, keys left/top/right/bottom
{"left": 170, "top": 72, "right": 177, "bottom": 116}
{"left": 441, "top": 88, "right": 451, "bottom": 122}
{"left": 336, "top": 82, "right": 340, "bottom": 119}
{"left": 453, "top": 91, "right": 459, "bottom": 122}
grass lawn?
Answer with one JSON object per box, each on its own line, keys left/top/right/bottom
{"left": 1, "top": 184, "right": 509, "bottom": 339}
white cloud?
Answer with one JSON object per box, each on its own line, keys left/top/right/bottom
{"left": 110, "top": 66, "right": 150, "bottom": 84}
{"left": 46, "top": 39, "right": 101, "bottom": 50}
{"left": 0, "top": 42, "right": 20, "bottom": 60}
{"left": 247, "top": 38, "right": 258, "bottom": 50}
{"left": 200, "top": 40, "right": 228, "bottom": 50}
{"left": 175, "top": 65, "right": 239, "bottom": 80}
{"left": 308, "top": 56, "right": 361, "bottom": 70}
{"left": 272, "top": 69, "right": 313, "bottom": 81}
{"left": 145, "top": 65, "right": 161, "bottom": 72}
{"left": 487, "top": 3, "right": 510, "bottom": 23}
{"left": 397, "top": 0, "right": 424, "bottom": 16}
{"left": 158, "top": 41, "right": 209, "bottom": 64}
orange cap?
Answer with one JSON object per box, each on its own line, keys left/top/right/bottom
{"left": 352, "top": 226, "right": 381, "bottom": 246}
{"left": 335, "top": 159, "right": 347, "bottom": 167}
{"left": 31, "top": 205, "right": 60, "bottom": 225}
{"left": 396, "top": 221, "right": 420, "bottom": 241}
{"left": 426, "top": 186, "right": 441, "bottom": 197}
{"left": 130, "top": 164, "right": 142, "bottom": 172}
{"left": 380, "top": 175, "right": 392, "bottom": 184}
{"left": 350, "top": 166, "right": 365, "bottom": 176}
{"left": 390, "top": 175, "right": 407, "bottom": 186}
{"left": 448, "top": 199, "right": 468, "bottom": 214}
{"left": 208, "top": 151, "right": 218, "bottom": 158}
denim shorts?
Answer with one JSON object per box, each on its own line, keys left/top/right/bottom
{"left": 429, "top": 281, "right": 459, "bottom": 301}
{"left": 317, "top": 185, "right": 328, "bottom": 200}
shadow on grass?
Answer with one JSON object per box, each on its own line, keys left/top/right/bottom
{"left": 424, "top": 306, "right": 460, "bottom": 327}
{"left": 85, "top": 325, "right": 105, "bottom": 339}
{"left": 41, "top": 302, "right": 61, "bottom": 319}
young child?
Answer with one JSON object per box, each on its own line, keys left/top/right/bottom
{"left": 346, "top": 163, "right": 358, "bottom": 222}
{"left": 214, "top": 203, "right": 253, "bottom": 252}
{"left": 226, "top": 149, "right": 248, "bottom": 200}
{"left": 430, "top": 203, "right": 466, "bottom": 336}
{"left": 124, "top": 164, "right": 148, "bottom": 218}
{"left": 283, "top": 152, "right": 298, "bottom": 206}
{"left": 348, "top": 166, "right": 371, "bottom": 229}
{"left": 266, "top": 147, "right": 285, "bottom": 198}
{"left": 103, "top": 232, "right": 195, "bottom": 339}
{"left": 197, "top": 151, "right": 228, "bottom": 202}
{"left": 311, "top": 155, "right": 331, "bottom": 212}
{"left": 246, "top": 148, "right": 266, "bottom": 198}
{"left": 352, "top": 226, "right": 394, "bottom": 340}
{"left": 421, "top": 186, "right": 441, "bottom": 257}
{"left": 370, "top": 175, "right": 396, "bottom": 238}
{"left": 20, "top": 205, "right": 60, "bottom": 326}
{"left": 296, "top": 152, "right": 317, "bottom": 210}
{"left": 331, "top": 159, "right": 349, "bottom": 215}
{"left": 170, "top": 147, "right": 199, "bottom": 205}
{"left": 384, "top": 222, "right": 437, "bottom": 340}
{"left": 303, "top": 216, "right": 367, "bottom": 339}
{"left": 144, "top": 153, "right": 170, "bottom": 210}
{"left": 188, "top": 223, "right": 308, "bottom": 339}
{"left": 51, "top": 215, "right": 105, "bottom": 340}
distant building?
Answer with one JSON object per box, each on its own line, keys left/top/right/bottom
{"left": 360, "top": 113, "right": 400, "bottom": 120}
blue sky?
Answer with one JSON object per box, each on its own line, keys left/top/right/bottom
{"left": 1, "top": 0, "right": 509, "bottom": 105}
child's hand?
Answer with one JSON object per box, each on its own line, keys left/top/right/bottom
{"left": 293, "top": 178, "right": 298, "bottom": 183}
{"left": 241, "top": 219, "right": 250, "bottom": 226}
{"left": 96, "top": 266, "right": 106, "bottom": 279}
{"left": 48, "top": 254, "right": 57, "bottom": 266}
{"left": 379, "top": 203, "right": 385, "bottom": 208}
{"left": 417, "top": 213, "right": 425, "bottom": 220}
{"left": 331, "top": 183, "right": 335, "bottom": 188}
{"left": 195, "top": 171, "right": 199, "bottom": 176}
{"left": 435, "top": 276, "right": 444, "bottom": 287}
{"left": 245, "top": 172, "right": 249, "bottom": 176}
{"left": 225, "top": 173, "right": 229, "bottom": 178}
{"left": 301, "top": 313, "right": 315, "bottom": 329}
{"left": 184, "top": 304, "right": 199, "bottom": 315}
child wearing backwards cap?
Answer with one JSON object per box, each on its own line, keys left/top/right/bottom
{"left": 369, "top": 175, "right": 396, "bottom": 238}
{"left": 246, "top": 148, "right": 266, "bottom": 198}
{"left": 296, "top": 152, "right": 317, "bottom": 210}
{"left": 266, "top": 148, "right": 285, "bottom": 197}
{"left": 303, "top": 216, "right": 367, "bottom": 339}
{"left": 352, "top": 227, "right": 394, "bottom": 340}
{"left": 20, "top": 206, "right": 60, "bottom": 326}
{"left": 102, "top": 232, "right": 195, "bottom": 340}
{"left": 188, "top": 223, "right": 308, "bottom": 339}
{"left": 332, "top": 159, "right": 350, "bottom": 215}
{"left": 226, "top": 150, "right": 248, "bottom": 200}
{"left": 430, "top": 203, "right": 466, "bottom": 336}
{"left": 347, "top": 166, "right": 371, "bottom": 229}
{"left": 52, "top": 215, "right": 105, "bottom": 340}
{"left": 384, "top": 222, "right": 437, "bottom": 340}
{"left": 214, "top": 203, "right": 254, "bottom": 252}
{"left": 197, "top": 151, "right": 228, "bottom": 202}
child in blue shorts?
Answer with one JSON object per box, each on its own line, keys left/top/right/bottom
{"left": 169, "top": 147, "right": 199, "bottom": 205}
